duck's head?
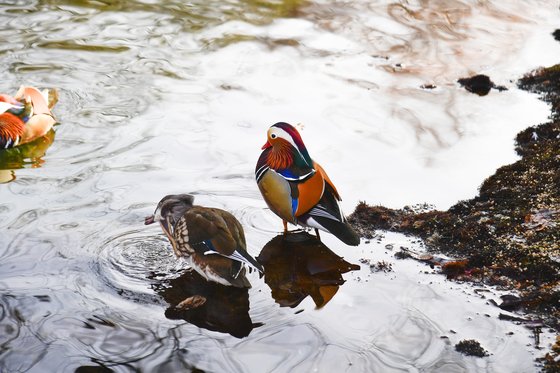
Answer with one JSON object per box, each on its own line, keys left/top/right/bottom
{"left": 145, "top": 194, "right": 194, "bottom": 250}
{"left": 261, "top": 122, "right": 312, "bottom": 167}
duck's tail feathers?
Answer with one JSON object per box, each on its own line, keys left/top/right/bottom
{"left": 229, "top": 263, "right": 252, "bottom": 288}
{"left": 204, "top": 246, "right": 264, "bottom": 274}
{"left": 305, "top": 213, "right": 360, "bottom": 246}
{"left": 228, "top": 249, "right": 264, "bottom": 274}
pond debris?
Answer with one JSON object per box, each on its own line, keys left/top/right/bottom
{"left": 455, "top": 339, "right": 489, "bottom": 357}
{"left": 420, "top": 83, "right": 437, "bottom": 90}
{"left": 457, "top": 74, "right": 507, "bottom": 95}
{"left": 361, "top": 258, "right": 393, "bottom": 273}
{"left": 349, "top": 63, "right": 560, "bottom": 370}
{"left": 175, "top": 295, "right": 207, "bottom": 311}
{"left": 537, "top": 336, "right": 560, "bottom": 372}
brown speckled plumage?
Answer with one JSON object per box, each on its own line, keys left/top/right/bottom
{"left": 146, "top": 194, "right": 263, "bottom": 288}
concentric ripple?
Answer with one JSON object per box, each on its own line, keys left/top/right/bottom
{"left": 95, "top": 228, "right": 188, "bottom": 303}
{"left": 236, "top": 205, "right": 285, "bottom": 238}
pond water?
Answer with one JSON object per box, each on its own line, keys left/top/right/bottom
{"left": 1, "top": 1, "right": 560, "bottom": 372}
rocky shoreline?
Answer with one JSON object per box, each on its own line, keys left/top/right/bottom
{"left": 348, "top": 65, "right": 560, "bottom": 370}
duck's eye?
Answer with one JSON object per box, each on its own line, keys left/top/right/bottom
{"left": 271, "top": 134, "right": 277, "bottom": 139}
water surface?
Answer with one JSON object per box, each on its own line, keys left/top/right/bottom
{"left": 1, "top": 1, "right": 559, "bottom": 371}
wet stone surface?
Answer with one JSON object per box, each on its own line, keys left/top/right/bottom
{"left": 457, "top": 74, "right": 507, "bottom": 96}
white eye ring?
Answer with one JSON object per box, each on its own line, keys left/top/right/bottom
{"left": 271, "top": 134, "right": 277, "bottom": 139}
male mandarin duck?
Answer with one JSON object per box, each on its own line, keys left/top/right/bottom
{"left": 145, "top": 194, "right": 264, "bottom": 288}
{"left": 255, "top": 122, "right": 360, "bottom": 246}
{"left": 0, "top": 85, "right": 58, "bottom": 149}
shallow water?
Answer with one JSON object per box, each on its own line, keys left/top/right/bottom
{"left": 1, "top": 1, "right": 560, "bottom": 372}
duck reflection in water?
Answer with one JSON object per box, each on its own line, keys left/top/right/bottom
{"left": 257, "top": 231, "right": 360, "bottom": 309}
{"left": 152, "top": 270, "right": 259, "bottom": 338}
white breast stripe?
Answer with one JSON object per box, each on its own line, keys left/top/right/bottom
{"left": 281, "top": 169, "right": 315, "bottom": 182}
{"left": 256, "top": 165, "right": 269, "bottom": 182}
{"left": 256, "top": 164, "right": 268, "bottom": 175}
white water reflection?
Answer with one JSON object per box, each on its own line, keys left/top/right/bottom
{"left": 0, "top": 1, "right": 559, "bottom": 372}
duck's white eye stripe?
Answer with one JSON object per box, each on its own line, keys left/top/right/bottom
{"left": 274, "top": 128, "right": 297, "bottom": 148}
{"left": 272, "top": 127, "right": 311, "bottom": 166}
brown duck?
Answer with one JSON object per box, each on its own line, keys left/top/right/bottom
{"left": 145, "top": 194, "right": 263, "bottom": 288}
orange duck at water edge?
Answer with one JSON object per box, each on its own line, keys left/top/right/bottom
{"left": 0, "top": 85, "right": 58, "bottom": 149}
{"left": 255, "top": 122, "right": 360, "bottom": 246}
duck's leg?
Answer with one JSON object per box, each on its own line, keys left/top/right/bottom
{"left": 283, "top": 220, "right": 288, "bottom": 234}
{"left": 315, "top": 228, "right": 321, "bottom": 241}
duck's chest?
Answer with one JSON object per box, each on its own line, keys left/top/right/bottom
{"left": 257, "top": 169, "right": 296, "bottom": 222}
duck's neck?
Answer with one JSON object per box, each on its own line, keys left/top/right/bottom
{"left": 267, "top": 143, "right": 312, "bottom": 170}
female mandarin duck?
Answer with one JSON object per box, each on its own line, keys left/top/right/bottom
{"left": 0, "top": 85, "right": 57, "bottom": 149}
{"left": 145, "top": 194, "right": 264, "bottom": 288}
{"left": 255, "top": 122, "right": 360, "bottom": 246}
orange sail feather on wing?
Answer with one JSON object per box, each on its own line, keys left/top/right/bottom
{"left": 294, "top": 170, "right": 324, "bottom": 217}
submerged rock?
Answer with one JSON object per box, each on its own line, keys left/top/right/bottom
{"left": 457, "top": 74, "right": 507, "bottom": 95}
